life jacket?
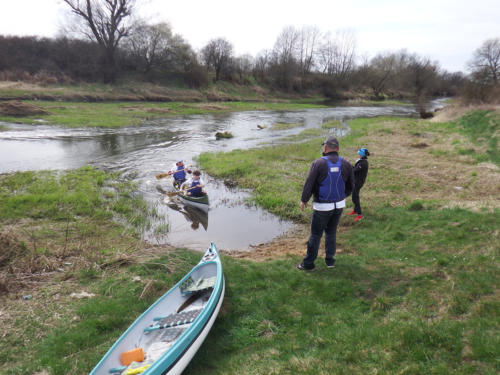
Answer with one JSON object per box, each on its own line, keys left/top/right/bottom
{"left": 189, "top": 180, "right": 203, "bottom": 196}
{"left": 173, "top": 165, "right": 186, "bottom": 181}
{"left": 318, "top": 156, "right": 345, "bottom": 203}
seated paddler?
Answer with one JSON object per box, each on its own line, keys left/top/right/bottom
{"left": 181, "top": 170, "right": 206, "bottom": 197}
{"left": 167, "top": 159, "right": 192, "bottom": 188}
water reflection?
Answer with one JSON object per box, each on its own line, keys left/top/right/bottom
{"left": 165, "top": 199, "right": 209, "bottom": 231}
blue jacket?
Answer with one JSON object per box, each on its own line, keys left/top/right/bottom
{"left": 173, "top": 166, "right": 186, "bottom": 181}
{"left": 189, "top": 180, "right": 203, "bottom": 197}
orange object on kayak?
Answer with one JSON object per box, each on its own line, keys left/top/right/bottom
{"left": 120, "top": 348, "right": 144, "bottom": 366}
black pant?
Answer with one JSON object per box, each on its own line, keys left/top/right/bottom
{"left": 352, "top": 187, "right": 362, "bottom": 215}
{"left": 302, "top": 208, "right": 343, "bottom": 269}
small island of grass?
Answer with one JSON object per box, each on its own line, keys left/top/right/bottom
{"left": 215, "top": 131, "right": 234, "bottom": 139}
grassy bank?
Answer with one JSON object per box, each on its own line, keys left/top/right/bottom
{"left": 196, "top": 110, "right": 499, "bottom": 373}
{"left": 0, "top": 167, "right": 170, "bottom": 373}
{"left": 0, "top": 80, "right": 413, "bottom": 128}
{"left": 1, "top": 109, "right": 498, "bottom": 374}
{"left": 0, "top": 100, "right": 328, "bottom": 128}
{"left": 0, "top": 167, "right": 161, "bottom": 285}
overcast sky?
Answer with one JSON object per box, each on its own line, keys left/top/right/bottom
{"left": 0, "top": 0, "right": 498, "bottom": 72}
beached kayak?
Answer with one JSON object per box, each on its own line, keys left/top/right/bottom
{"left": 89, "top": 243, "right": 225, "bottom": 375}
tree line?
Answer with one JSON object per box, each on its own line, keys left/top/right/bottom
{"left": 0, "top": 0, "right": 498, "bottom": 108}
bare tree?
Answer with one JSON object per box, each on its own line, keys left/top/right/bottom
{"left": 273, "top": 26, "right": 299, "bottom": 65}
{"left": 405, "top": 54, "right": 439, "bottom": 117}
{"left": 365, "top": 52, "right": 398, "bottom": 98}
{"left": 253, "top": 50, "right": 270, "bottom": 83}
{"left": 271, "top": 26, "right": 300, "bottom": 90}
{"left": 297, "top": 26, "right": 321, "bottom": 76}
{"left": 318, "top": 30, "right": 356, "bottom": 86}
{"left": 62, "top": 0, "right": 135, "bottom": 83}
{"left": 201, "top": 38, "right": 233, "bottom": 82}
{"left": 233, "top": 54, "right": 254, "bottom": 82}
{"left": 468, "top": 38, "right": 500, "bottom": 85}
{"left": 125, "top": 21, "right": 172, "bottom": 73}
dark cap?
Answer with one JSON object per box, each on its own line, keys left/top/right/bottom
{"left": 322, "top": 136, "right": 339, "bottom": 149}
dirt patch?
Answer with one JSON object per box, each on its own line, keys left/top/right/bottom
{"left": 222, "top": 225, "right": 354, "bottom": 261}
{"left": 0, "top": 100, "right": 50, "bottom": 116}
{"left": 223, "top": 226, "right": 309, "bottom": 261}
{"left": 409, "top": 142, "right": 429, "bottom": 148}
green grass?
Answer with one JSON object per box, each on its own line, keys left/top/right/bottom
{"left": 198, "top": 140, "right": 316, "bottom": 222}
{"left": 215, "top": 131, "right": 234, "bottom": 139}
{"left": 198, "top": 116, "right": 411, "bottom": 221}
{"left": 322, "top": 119, "right": 341, "bottom": 128}
{"left": 1, "top": 250, "right": 202, "bottom": 375}
{"left": 0, "top": 167, "right": 161, "bottom": 276}
{"left": 346, "top": 99, "right": 413, "bottom": 106}
{"left": 1, "top": 111, "right": 498, "bottom": 374}
{"left": 426, "top": 110, "right": 499, "bottom": 165}
{"left": 0, "top": 100, "right": 329, "bottom": 128}
{"left": 455, "top": 110, "right": 499, "bottom": 165}
{"left": 4, "top": 207, "right": 497, "bottom": 375}
{"left": 0, "top": 167, "right": 149, "bottom": 227}
{"left": 271, "top": 122, "right": 304, "bottom": 130}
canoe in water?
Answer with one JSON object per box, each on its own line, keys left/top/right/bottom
{"left": 89, "top": 243, "right": 225, "bottom": 375}
{"left": 178, "top": 193, "right": 209, "bottom": 213}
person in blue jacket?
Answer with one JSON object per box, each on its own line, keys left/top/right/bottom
{"left": 348, "top": 148, "right": 370, "bottom": 222}
{"left": 181, "top": 170, "right": 206, "bottom": 197}
{"left": 168, "top": 159, "right": 192, "bottom": 189}
{"left": 297, "top": 136, "right": 354, "bottom": 271}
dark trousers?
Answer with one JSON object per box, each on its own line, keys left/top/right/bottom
{"left": 302, "top": 208, "right": 343, "bottom": 269}
{"left": 352, "top": 187, "right": 362, "bottom": 215}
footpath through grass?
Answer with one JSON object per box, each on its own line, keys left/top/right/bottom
{"left": 0, "top": 110, "right": 498, "bottom": 374}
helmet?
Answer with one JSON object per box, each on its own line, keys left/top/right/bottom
{"left": 357, "top": 148, "right": 370, "bottom": 157}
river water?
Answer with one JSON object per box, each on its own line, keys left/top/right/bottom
{"left": 0, "top": 100, "right": 446, "bottom": 250}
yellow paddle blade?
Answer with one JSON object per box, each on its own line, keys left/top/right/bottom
{"left": 156, "top": 173, "right": 170, "bottom": 179}
{"left": 167, "top": 190, "right": 182, "bottom": 197}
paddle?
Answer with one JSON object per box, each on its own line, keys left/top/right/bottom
{"left": 167, "top": 184, "right": 205, "bottom": 197}
{"left": 155, "top": 168, "right": 191, "bottom": 180}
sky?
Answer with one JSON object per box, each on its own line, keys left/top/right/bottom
{"left": 0, "top": 0, "right": 498, "bottom": 73}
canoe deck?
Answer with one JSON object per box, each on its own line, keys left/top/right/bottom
{"left": 90, "top": 245, "right": 224, "bottom": 375}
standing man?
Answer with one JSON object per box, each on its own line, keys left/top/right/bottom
{"left": 297, "top": 136, "right": 354, "bottom": 271}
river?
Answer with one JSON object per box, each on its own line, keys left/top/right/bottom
{"left": 0, "top": 100, "right": 446, "bottom": 250}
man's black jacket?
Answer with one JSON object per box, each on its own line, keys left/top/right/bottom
{"left": 301, "top": 151, "right": 354, "bottom": 204}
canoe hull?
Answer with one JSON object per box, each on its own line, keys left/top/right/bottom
{"left": 178, "top": 194, "right": 209, "bottom": 213}
{"left": 89, "top": 243, "right": 224, "bottom": 375}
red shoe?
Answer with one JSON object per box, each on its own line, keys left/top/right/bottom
{"left": 348, "top": 211, "right": 356, "bottom": 215}
{"left": 354, "top": 215, "right": 364, "bottom": 222}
